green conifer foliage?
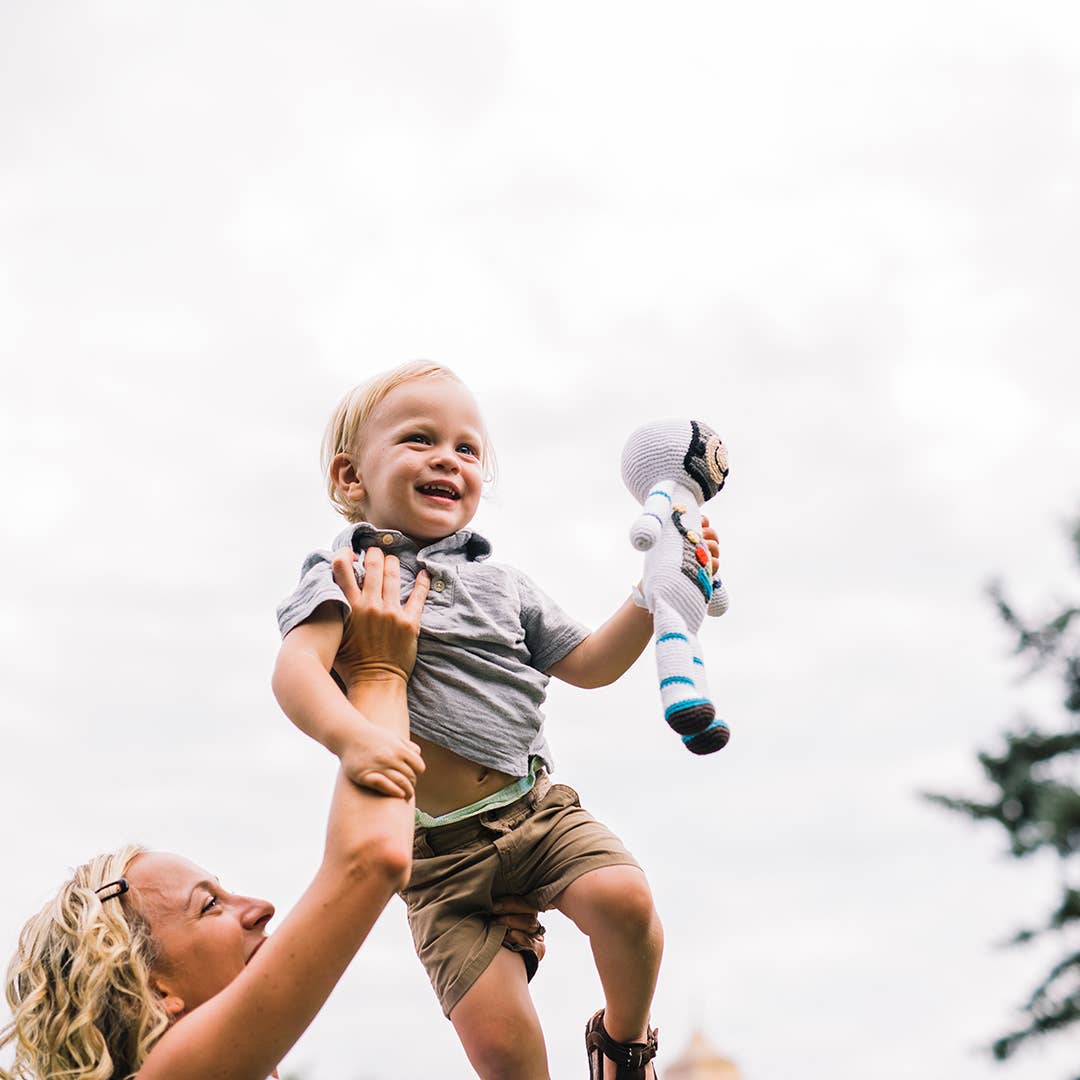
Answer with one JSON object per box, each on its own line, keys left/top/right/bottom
{"left": 926, "top": 517, "right": 1080, "bottom": 1069}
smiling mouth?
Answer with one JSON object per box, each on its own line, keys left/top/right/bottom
{"left": 416, "top": 483, "right": 461, "bottom": 501}
{"left": 246, "top": 937, "right": 267, "bottom": 964}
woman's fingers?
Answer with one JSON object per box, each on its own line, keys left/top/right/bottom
{"left": 492, "top": 897, "right": 546, "bottom": 961}
{"left": 361, "top": 546, "right": 384, "bottom": 602}
{"left": 331, "top": 548, "right": 362, "bottom": 605}
{"left": 503, "top": 927, "right": 547, "bottom": 963}
{"left": 404, "top": 570, "right": 431, "bottom": 622}
{"left": 382, "top": 553, "right": 401, "bottom": 605}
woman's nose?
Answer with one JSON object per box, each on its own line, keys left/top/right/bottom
{"left": 240, "top": 895, "right": 275, "bottom": 929}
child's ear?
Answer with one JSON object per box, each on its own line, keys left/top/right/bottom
{"left": 330, "top": 452, "right": 365, "bottom": 505}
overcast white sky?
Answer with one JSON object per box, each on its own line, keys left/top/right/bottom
{"left": 3, "top": 3, "right": 1079, "bottom": 1078}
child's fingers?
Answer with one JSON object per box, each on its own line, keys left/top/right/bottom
{"left": 363, "top": 771, "right": 411, "bottom": 799}
{"left": 707, "top": 541, "right": 720, "bottom": 571}
{"left": 699, "top": 518, "right": 720, "bottom": 575}
{"left": 400, "top": 745, "right": 425, "bottom": 777}
{"left": 404, "top": 570, "right": 431, "bottom": 621}
{"left": 379, "top": 769, "right": 415, "bottom": 800}
{"left": 404, "top": 744, "right": 426, "bottom": 775}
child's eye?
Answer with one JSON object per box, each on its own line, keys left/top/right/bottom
{"left": 456, "top": 443, "right": 479, "bottom": 457}
{"left": 404, "top": 433, "right": 431, "bottom": 445}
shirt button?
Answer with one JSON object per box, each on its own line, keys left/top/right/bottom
{"left": 432, "top": 579, "right": 446, "bottom": 593}
{"left": 381, "top": 534, "right": 394, "bottom": 546}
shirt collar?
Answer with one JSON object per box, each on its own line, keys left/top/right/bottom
{"left": 332, "top": 522, "right": 493, "bottom": 562}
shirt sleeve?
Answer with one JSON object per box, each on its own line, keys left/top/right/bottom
{"left": 276, "top": 549, "right": 349, "bottom": 639}
{"left": 513, "top": 569, "right": 590, "bottom": 673}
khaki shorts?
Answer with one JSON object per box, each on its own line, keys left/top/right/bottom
{"left": 401, "top": 773, "right": 639, "bottom": 1016}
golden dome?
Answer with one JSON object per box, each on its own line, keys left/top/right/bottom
{"left": 663, "top": 1029, "right": 742, "bottom": 1080}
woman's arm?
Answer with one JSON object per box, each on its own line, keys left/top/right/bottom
{"left": 139, "top": 549, "right": 427, "bottom": 1080}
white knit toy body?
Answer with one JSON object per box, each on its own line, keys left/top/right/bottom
{"left": 622, "top": 419, "right": 731, "bottom": 755}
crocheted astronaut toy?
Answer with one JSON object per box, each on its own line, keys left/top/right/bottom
{"left": 622, "top": 419, "right": 731, "bottom": 755}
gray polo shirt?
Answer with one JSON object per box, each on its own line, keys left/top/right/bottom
{"left": 276, "top": 523, "right": 589, "bottom": 777}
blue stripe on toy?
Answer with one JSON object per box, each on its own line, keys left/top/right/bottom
{"left": 682, "top": 721, "right": 728, "bottom": 746}
{"left": 665, "top": 698, "right": 711, "bottom": 718}
{"left": 697, "top": 568, "right": 713, "bottom": 598}
{"left": 657, "top": 632, "right": 688, "bottom": 644}
{"left": 692, "top": 657, "right": 704, "bottom": 666}
{"left": 645, "top": 511, "right": 663, "bottom": 526}
{"left": 648, "top": 489, "right": 672, "bottom": 502}
{"left": 660, "top": 676, "right": 695, "bottom": 688}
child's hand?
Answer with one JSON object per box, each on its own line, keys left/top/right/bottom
{"left": 339, "top": 720, "right": 426, "bottom": 800}
{"left": 701, "top": 515, "right": 721, "bottom": 577}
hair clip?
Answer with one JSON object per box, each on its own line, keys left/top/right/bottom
{"left": 96, "top": 878, "right": 130, "bottom": 903}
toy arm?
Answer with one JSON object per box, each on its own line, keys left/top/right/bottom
{"left": 708, "top": 577, "right": 730, "bottom": 616}
{"left": 630, "top": 480, "right": 675, "bottom": 550}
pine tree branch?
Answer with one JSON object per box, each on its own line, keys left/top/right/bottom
{"left": 1025, "top": 950, "right": 1080, "bottom": 1010}
{"left": 991, "top": 992, "right": 1080, "bottom": 1060}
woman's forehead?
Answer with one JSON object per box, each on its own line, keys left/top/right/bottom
{"left": 127, "top": 851, "right": 215, "bottom": 911}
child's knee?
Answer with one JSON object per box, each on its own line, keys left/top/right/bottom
{"left": 570, "top": 866, "right": 662, "bottom": 940}
{"left": 609, "top": 872, "right": 662, "bottom": 938}
{"left": 455, "top": 1011, "right": 545, "bottom": 1079}
{"left": 450, "top": 953, "right": 547, "bottom": 1079}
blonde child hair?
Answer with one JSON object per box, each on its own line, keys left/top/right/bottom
{"left": 1, "top": 846, "right": 170, "bottom": 1080}
{"left": 321, "top": 360, "right": 496, "bottom": 522}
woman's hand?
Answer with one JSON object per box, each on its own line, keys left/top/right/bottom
{"left": 331, "top": 547, "right": 430, "bottom": 689}
{"left": 492, "top": 896, "right": 548, "bottom": 965}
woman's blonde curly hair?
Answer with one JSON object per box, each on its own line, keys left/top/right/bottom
{"left": 0, "top": 846, "right": 171, "bottom": 1080}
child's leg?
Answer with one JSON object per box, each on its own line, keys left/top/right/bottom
{"left": 449, "top": 948, "right": 550, "bottom": 1080}
{"left": 552, "top": 865, "right": 663, "bottom": 1078}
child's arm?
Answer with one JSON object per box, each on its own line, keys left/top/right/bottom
{"left": 546, "top": 597, "right": 653, "bottom": 688}
{"left": 273, "top": 586, "right": 426, "bottom": 799}
{"left": 546, "top": 518, "right": 722, "bottom": 690}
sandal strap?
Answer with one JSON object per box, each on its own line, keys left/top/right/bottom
{"left": 586, "top": 1010, "right": 659, "bottom": 1071}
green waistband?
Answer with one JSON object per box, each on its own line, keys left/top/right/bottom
{"left": 415, "top": 757, "right": 543, "bottom": 829}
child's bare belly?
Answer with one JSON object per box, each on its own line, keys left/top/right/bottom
{"left": 412, "top": 736, "right": 519, "bottom": 817}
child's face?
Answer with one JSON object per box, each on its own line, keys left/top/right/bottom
{"left": 352, "top": 377, "right": 485, "bottom": 544}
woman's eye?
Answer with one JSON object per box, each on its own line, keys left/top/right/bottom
{"left": 200, "top": 896, "right": 218, "bottom": 915}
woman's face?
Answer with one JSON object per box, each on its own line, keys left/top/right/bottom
{"left": 126, "top": 851, "right": 275, "bottom": 1015}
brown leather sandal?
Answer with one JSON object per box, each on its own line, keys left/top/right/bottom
{"left": 585, "top": 1008, "right": 659, "bottom": 1079}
